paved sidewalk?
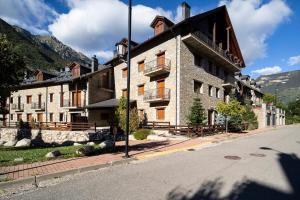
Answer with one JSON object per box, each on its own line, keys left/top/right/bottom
{"left": 0, "top": 127, "right": 279, "bottom": 182}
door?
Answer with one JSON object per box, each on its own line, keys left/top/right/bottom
{"left": 72, "top": 92, "right": 76, "bottom": 107}
{"left": 38, "top": 94, "right": 42, "bottom": 108}
{"left": 157, "top": 53, "right": 165, "bottom": 68}
{"left": 157, "top": 80, "right": 165, "bottom": 98}
{"left": 77, "top": 91, "right": 81, "bottom": 107}
{"left": 208, "top": 110, "right": 213, "bottom": 125}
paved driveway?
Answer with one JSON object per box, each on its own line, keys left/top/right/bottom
{"left": 4, "top": 124, "right": 300, "bottom": 200}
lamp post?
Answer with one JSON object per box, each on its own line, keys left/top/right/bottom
{"left": 125, "top": 0, "right": 132, "bottom": 158}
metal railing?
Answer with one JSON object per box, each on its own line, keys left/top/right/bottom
{"left": 192, "top": 31, "right": 241, "bottom": 68}
{"left": 11, "top": 103, "right": 24, "bottom": 111}
{"left": 61, "top": 99, "right": 71, "bottom": 107}
{"left": 144, "top": 88, "right": 171, "bottom": 101}
{"left": 144, "top": 58, "right": 171, "bottom": 75}
{"left": 31, "top": 102, "right": 45, "bottom": 110}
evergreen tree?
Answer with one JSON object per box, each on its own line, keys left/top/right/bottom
{"left": 116, "top": 97, "right": 139, "bottom": 133}
{"left": 187, "top": 97, "right": 206, "bottom": 125}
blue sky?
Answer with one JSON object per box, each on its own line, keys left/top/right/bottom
{"left": 0, "top": 0, "right": 300, "bottom": 78}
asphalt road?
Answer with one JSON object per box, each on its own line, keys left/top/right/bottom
{"left": 4, "top": 125, "right": 300, "bottom": 200}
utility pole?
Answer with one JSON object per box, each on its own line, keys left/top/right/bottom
{"left": 125, "top": 0, "right": 132, "bottom": 158}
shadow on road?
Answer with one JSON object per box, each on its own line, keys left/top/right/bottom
{"left": 166, "top": 149, "right": 300, "bottom": 200}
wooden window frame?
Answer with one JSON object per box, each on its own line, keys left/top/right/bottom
{"left": 138, "top": 60, "right": 145, "bottom": 72}
{"left": 156, "top": 107, "right": 165, "bottom": 121}
{"left": 137, "top": 84, "right": 145, "bottom": 96}
{"left": 26, "top": 95, "right": 32, "bottom": 104}
{"left": 122, "top": 67, "right": 128, "bottom": 78}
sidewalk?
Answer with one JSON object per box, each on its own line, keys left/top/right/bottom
{"left": 0, "top": 127, "right": 279, "bottom": 182}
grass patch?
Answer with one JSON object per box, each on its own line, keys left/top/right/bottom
{"left": 0, "top": 145, "right": 99, "bottom": 166}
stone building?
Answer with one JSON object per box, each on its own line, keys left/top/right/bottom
{"left": 106, "top": 3, "right": 265, "bottom": 126}
{"left": 6, "top": 56, "right": 114, "bottom": 126}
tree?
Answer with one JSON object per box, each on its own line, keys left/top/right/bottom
{"left": 263, "top": 93, "right": 276, "bottom": 104}
{"left": 116, "top": 97, "right": 139, "bottom": 133}
{"left": 187, "top": 97, "right": 206, "bottom": 125}
{"left": 242, "top": 105, "right": 258, "bottom": 130}
{"left": 216, "top": 100, "right": 246, "bottom": 132}
{"left": 0, "top": 34, "right": 25, "bottom": 125}
{"left": 286, "top": 98, "right": 300, "bottom": 124}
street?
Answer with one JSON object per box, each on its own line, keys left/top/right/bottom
{"left": 4, "top": 125, "right": 300, "bottom": 200}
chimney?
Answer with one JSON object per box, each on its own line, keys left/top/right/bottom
{"left": 182, "top": 2, "right": 191, "bottom": 20}
{"left": 91, "top": 55, "right": 98, "bottom": 72}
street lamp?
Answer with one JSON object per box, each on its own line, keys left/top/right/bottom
{"left": 125, "top": 0, "right": 132, "bottom": 158}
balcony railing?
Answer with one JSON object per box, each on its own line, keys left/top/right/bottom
{"left": 11, "top": 103, "right": 24, "bottom": 111}
{"left": 144, "top": 88, "right": 170, "bottom": 102}
{"left": 61, "top": 99, "right": 83, "bottom": 108}
{"left": 144, "top": 58, "right": 171, "bottom": 77}
{"left": 61, "top": 99, "right": 71, "bottom": 107}
{"left": 31, "top": 102, "right": 45, "bottom": 110}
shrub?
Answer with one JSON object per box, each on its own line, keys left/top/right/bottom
{"left": 133, "top": 129, "right": 152, "bottom": 140}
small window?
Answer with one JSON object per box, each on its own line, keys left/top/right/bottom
{"left": 122, "top": 89, "right": 127, "bottom": 98}
{"left": 138, "top": 61, "right": 145, "bottom": 72}
{"left": 59, "top": 113, "right": 64, "bottom": 122}
{"left": 208, "top": 85, "right": 213, "bottom": 97}
{"left": 194, "top": 55, "right": 202, "bottom": 67}
{"left": 101, "top": 113, "right": 109, "bottom": 120}
{"left": 49, "top": 113, "right": 53, "bottom": 122}
{"left": 138, "top": 84, "right": 145, "bottom": 96}
{"left": 194, "top": 80, "right": 203, "bottom": 94}
{"left": 122, "top": 68, "right": 128, "bottom": 78}
{"left": 17, "top": 114, "right": 22, "bottom": 121}
{"left": 26, "top": 95, "right": 32, "bottom": 104}
{"left": 49, "top": 93, "right": 54, "bottom": 102}
{"left": 156, "top": 108, "right": 165, "bottom": 120}
{"left": 10, "top": 97, "right": 13, "bottom": 103}
{"left": 10, "top": 114, "right": 13, "bottom": 120}
{"left": 208, "top": 61, "right": 213, "bottom": 74}
{"left": 37, "top": 113, "right": 43, "bottom": 122}
{"left": 216, "top": 88, "right": 220, "bottom": 98}
{"left": 27, "top": 113, "right": 32, "bottom": 122}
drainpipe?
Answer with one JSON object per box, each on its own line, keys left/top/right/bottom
{"left": 45, "top": 86, "right": 48, "bottom": 123}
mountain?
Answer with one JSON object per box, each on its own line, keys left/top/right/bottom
{"left": 0, "top": 18, "right": 91, "bottom": 70}
{"left": 256, "top": 70, "right": 300, "bottom": 104}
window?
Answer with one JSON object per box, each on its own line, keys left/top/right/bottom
{"left": 72, "top": 65, "right": 80, "bottom": 77}
{"left": 208, "top": 85, "right": 213, "bottom": 97}
{"left": 26, "top": 95, "right": 32, "bottom": 104}
{"left": 216, "top": 66, "right": 220, "bottom": 76}
{"left": 27, "top": 113, "right": 32, "bottom": 122}
{"left": 17, "top": 114, "right": 22, "bottom": 121}
{"left": 122, "top": 68, "right": 128, "bottom": 78}
{"left": 194, "top": 55, "right": 203, "bottom": 67}
{"left": 138, "top": 61, "right": 145, "bottom": 72}
{"left": 156, "top": 108, "right": 165, "bottom": 120}
{"left": 60, "top": 92, "right": 64, "bottom": 107}
{"left": 122, "top": 89, "right": 127, "bottom": 98}
{"left": 194, "top": 80, "right": 203, "bottom": 94}
{"left": 37, "top": 113, "right": 43, "bottom": 122}
{"left": 49, "top": 93, "right": 54, "bottom": 102}
{"left": 208, "top": 61, "right": 213, "bottom": 74}
{"left": 10, "top": 114, "right": 13, "bottom": 120}
{"left": 10, "top": 97, "right": 13, "bottom": 103}
{"left": 49, "top": 113, "right": 53, "bottom": 122}
{"left": 139, "top": 110, "right": 145, "bottom": 121}
{"left": 36, "top": 71, "right": 43, "bottom": 81}
{"left": 154, "top": 21, "right": 164, "bottom": 35}
{"left": 216, "top": 88, "right": 220, "bottom": 98}
{"left": 101, "top": 113, "right": 109, "bottom": 120}
{"left": 59, "top": 113, "right": 64, "bottom": 122}
{"left": 138, "top": 84, "right": 145, "bottom": 96}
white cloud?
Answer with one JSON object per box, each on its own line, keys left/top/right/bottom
{"left": 287, "top": 55, "right": 300, "bottom": 66}
{"left": 49, "top": 0, "right": 181, "bottom": 61}
{"left": 251, "top": 66, "right": 282, "bottom": 76}
{"left": 219, "top": 0, "right": 291, "bottom": 65}
{"left": 96, "top": 50, "right": 114, "bottom": 61}
{"left": 0, "top": 0, "right": 58, "bottom": 34}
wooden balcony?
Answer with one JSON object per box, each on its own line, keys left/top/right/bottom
{"left": 144, "top": 58, "right": 171, "bottom": 77}
{"left": 182, "top": 31, "right": 242, "bottom": 72}
{"left": 144, "top": 88, "right": 170, "bottom": 103}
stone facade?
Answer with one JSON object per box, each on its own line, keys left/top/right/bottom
{"left": 253, "top": 103, "right": 285, "bottom": 128}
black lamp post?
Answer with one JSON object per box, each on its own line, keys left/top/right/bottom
{"left": 125, "top": 0, "right": 132, "bottom": 158}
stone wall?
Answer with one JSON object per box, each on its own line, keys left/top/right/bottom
{"left": 0, "top": 128, "right": 93, "bottom": 144}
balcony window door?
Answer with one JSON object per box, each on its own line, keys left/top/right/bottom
{"left": 37, "top": 113, "right": 43, "bottom": 122}
{"left": 18, "top": 96, "right": 21, "bottom": 108}
{"left": 156, "top": 108, "right": 165, "bottom": 120}
{"left": 157, "top": 80, "right": 165, "bottom": 99}
{"left": 38, "top": 94, "right": 42, "bottom": 108}
{"left": 157, "top": 52, "right": 165, "bottom": 68}
{"left": 72, "top": 91, "right": 81, "bottom": 107}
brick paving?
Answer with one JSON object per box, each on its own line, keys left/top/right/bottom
{"left": 0, "top": 127, "right": 278, "bottom": 181}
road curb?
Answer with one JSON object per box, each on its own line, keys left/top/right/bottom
{"left": 0, "top": 157, "right": 135, "bottom": 190}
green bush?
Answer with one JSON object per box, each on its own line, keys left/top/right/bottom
{"left": 133, "top": 129, "right": 152, "bottom": 140}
